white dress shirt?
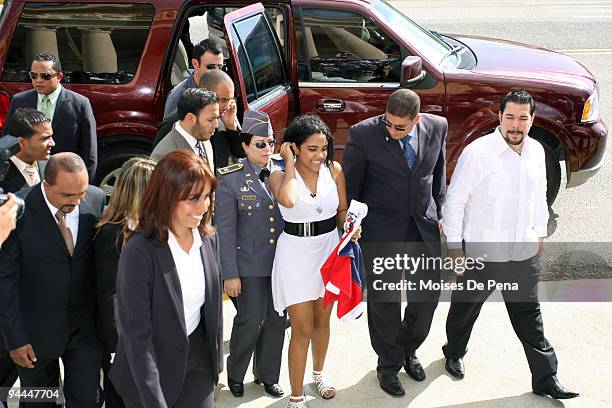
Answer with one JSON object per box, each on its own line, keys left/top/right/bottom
{"left": 174, "top": 122, "right": 215, "bottom": 171}
{"left": 41, "top": 183, "right": 79, "bottom": 246}
{"left": 167, "top": 228, "right": 206, "bottom": 335}
{"left": 37, "top": 85, "right": 62, "bottom": 121}
{"left": 10, "top": 156, "right": 40, "bottom": 186}
{"left": 442, "top": 128, "right": 548, "bottom": 261}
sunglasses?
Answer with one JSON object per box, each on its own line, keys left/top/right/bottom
{"left": 205, "top": 63, "right": 225, "bottom": 70}
{"left": 29, "top": 71, "right": 60, "bottom": 80}
{"left": 254, "top": 140, "right": 275, "bottom": 149}
{"left": 382, "top": 117, "right": 408, "bottom": 132}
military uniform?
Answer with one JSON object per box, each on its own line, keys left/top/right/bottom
{"left": 216, "top": 158, "right": 286, "bottom": 386}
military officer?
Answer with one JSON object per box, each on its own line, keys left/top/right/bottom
{"left": 216, "top": 110, "right": 286, "bottom": 398}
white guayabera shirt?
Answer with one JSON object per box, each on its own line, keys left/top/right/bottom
{"left": 442, "top": 128, "right": 548, "bottom": 262}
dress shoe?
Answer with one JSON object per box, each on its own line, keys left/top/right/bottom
{"left": 404, "top": 354, "right": 426, "bottom": 381}
{"left": 445, "top": 356, "right": 464, "bottom": 379}
{"left": 377, "top": 372, "right": 405, "bottom": 397}
{"left": 227, "top": 378, "right": 244, "bottom": 397}
{"left": 254, "top": 378, "right": 284, "bottom": 397}
{"left": 533, "top": 376, "right": 579, "bottom": 399}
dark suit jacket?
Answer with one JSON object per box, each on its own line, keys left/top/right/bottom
{"left": 93, "top": 223, "right": 123, "bottom": 353}
{"left": 110, "top": 231, "right": 224, "bottom": 408}
{"left": 152, "top": 113, "right": 245, "bottom": 168}
{"left": 0, "top": 184, "right": 105, "bottom": 358}
{"left": 5, "top": 88, "right": 97, "bottom": 180}
{"left": 343, "top": 113, "right": 447, "bottom": 244}
{"left": 0, "top": 159, "right": 46, "bottom": 193}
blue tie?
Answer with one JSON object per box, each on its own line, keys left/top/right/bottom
{"left": 402, "top": 136, "right": 416, "bottom": 170}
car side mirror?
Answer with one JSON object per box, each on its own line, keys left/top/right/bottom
{"left": 401, "top": 56, "right": 426, "bottom": 86}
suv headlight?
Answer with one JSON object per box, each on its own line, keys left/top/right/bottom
{"left": 581, "top": 87, "right": 599, "bottom": 123}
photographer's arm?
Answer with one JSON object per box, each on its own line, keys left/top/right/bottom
{"left": 0, "top": 193, "right": 18, "bottom": 245}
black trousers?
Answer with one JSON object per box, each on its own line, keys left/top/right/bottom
{"left": 0, "top": 353, "right": 18, "bottom": 408}
{"left": 101, "top": 353, "right": 125, "bottom": 408}
{"left": 443, "top": 255, "right": 558, "bottom": 388}
{"left": 367, "top": 217, "right": 441, "bottom": 374}
{"left": 228, "top": 277, "right": 286, "bottom": 384}
{"left": 123, "top": 322, "right": 214, "bottom": 408}
{"left": 16, "top": 326, "right": 101, "bottom": 408}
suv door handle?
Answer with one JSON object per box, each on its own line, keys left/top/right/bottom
{"left": 316, "top": 99, "right": 345, "bottom": 112}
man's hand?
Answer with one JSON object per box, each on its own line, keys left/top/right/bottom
{"left": 220, "top": 99, "right": 238, "bottom": 131}
{"left": 351, "top": 226, "right": 362, "bottom": 243}
{"left": 224, "top": 278, "right": 241, "bottom": 298}
{"left": 538, "top": 237, "right": 545, "bottom": 257}
{"left": 448, "top": 248, "right": 466, "bottom": 276}
{"left": 10, "top": 344, "right": 37, "bottom": 368}
{"left": 0, "top": 193, "right": 19, "bottom": 244}
{"left": 438, "top": 219, "right": 444, "bottom": 235}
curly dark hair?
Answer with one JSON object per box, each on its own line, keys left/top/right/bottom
{"left": 500, "top": 89, "right": 535, "bottom": 115}
{"left": 282, "top": 114, "right": 334, "bottom": 166}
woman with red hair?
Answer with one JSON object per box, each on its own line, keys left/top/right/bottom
{"left": 110, "top": 150, "right": 223, "bottom": 408}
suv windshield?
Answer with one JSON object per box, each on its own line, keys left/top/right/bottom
{"left": 373, "top": 0, "right": 456, "bottom": 68}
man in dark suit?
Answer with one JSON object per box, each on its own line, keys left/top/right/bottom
{"left": 216, "top": 111, "right": 286, "bottom": 398}
{"left": 343, "top": 89, "right": 447, "bottom": 397}
{"left": 0, "top": 152, "right": 105, "bottom": 407}
{"left": 151, "top": 89, "right": 219, "bottom": 171}
{"left": 5, "top": 53, "right": 97, "bottom": 180}
{"left": 154, "top": 69, "right": 245, "bottom": 169}
{"left": 0, "top": 108, "right": 53, "bottom": 193}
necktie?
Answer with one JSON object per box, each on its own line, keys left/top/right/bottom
{"left": 196, "top": 141, "right": 208, "bottom": 164}
{"left": 55, "top": 210, "right": 74, "bottom": 256}
{"left": 402, "top": 136, "right": 417, "bottom": 170}
{"left": 258, "top": 168, "right": 270, "bottom": 182}
{"left": 23, "top": 164, "right": 40, "bottom": 186}
{"left": 40, "top": 95, "right": 53, "bottom": 119}
{"left": 259, "top": 168, "right": 272, "bottom": 198}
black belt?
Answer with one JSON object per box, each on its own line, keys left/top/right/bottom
{"left": 284, "top": 216, "right": 337, "bottom": 237}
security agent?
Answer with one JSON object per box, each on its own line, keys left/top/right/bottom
{"left": 215, "top": 110, "right": 286, "bottom": 398}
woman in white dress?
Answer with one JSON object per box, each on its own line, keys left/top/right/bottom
{"left": 269, "top": 115, "right": 360, "bottom": 407}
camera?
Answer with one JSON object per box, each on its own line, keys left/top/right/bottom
{"left": 0, "top": 135, "right": 26, "bottom": 218}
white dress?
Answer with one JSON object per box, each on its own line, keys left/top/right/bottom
{"left": 272, "top": 165, "right": 340, "bottom": 315}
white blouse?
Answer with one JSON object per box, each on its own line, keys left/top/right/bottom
{"left": 167, "top": 228, "right": 206, "bottom": 335}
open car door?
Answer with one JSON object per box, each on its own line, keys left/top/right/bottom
{"left": 224, "top": 3, "right": 297, "bottom": 139}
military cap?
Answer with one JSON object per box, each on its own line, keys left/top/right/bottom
{"left": 242, "top": 110, "right": 273, "bottom": 137}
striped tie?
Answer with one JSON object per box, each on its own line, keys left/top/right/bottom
{"left": 196, "top": 141, "right": 208, "bottom": 164}
{"left": 55, "top": 210, "right": 74, "bottom": 256}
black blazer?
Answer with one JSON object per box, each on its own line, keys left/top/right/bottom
{"left": 5, "top": 88, "right": 97, "bottom": 179}
{"left": 153, "top": 113, "right": 245, "bottom": 168}
{"left": 93, "top": 223, "right": 123, "bottom": 353}
{"left": 110, "top": 231, "right": 224, "bottom": 408}
{"left": 0, "top": 159, "right": 46, "bottom": 193}
{"left": 343, "top": 113, "right": 447, "bottom": 244}
{"left": 0, "top": 184, "right": 105, "bottom": 358}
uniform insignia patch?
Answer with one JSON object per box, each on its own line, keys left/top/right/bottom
{"left": 217, "top": 163, "right": 244, "bottom": 175}
{"left": 241, "top": 195, "right": 257, "bottom": 200}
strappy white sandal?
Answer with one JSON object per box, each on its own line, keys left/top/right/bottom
{"left": 312, "top": 370, "right": 336, "bottom": 399}
{"left": 286, "top": 395, "right": 308, "bottom": 408}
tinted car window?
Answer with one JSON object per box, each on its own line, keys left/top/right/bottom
{"left": 296, "top": 7, "right": 402, "bottom": 83}
{"left": 231, "top": 13, "right": 285, "bottom": 103}
{"left": 169, "top": 6, "right": 287, "bottom": 86}
{"left": 1, "top": 2, "right": 154, "bottom": 84}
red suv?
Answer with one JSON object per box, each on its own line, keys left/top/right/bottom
{"left": 0, "top": 0, "right": 607, "bottom": 204}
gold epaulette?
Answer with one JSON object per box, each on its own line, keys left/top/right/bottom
{"left": 217, "top": 163, "right": 244, "bottom": 175}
